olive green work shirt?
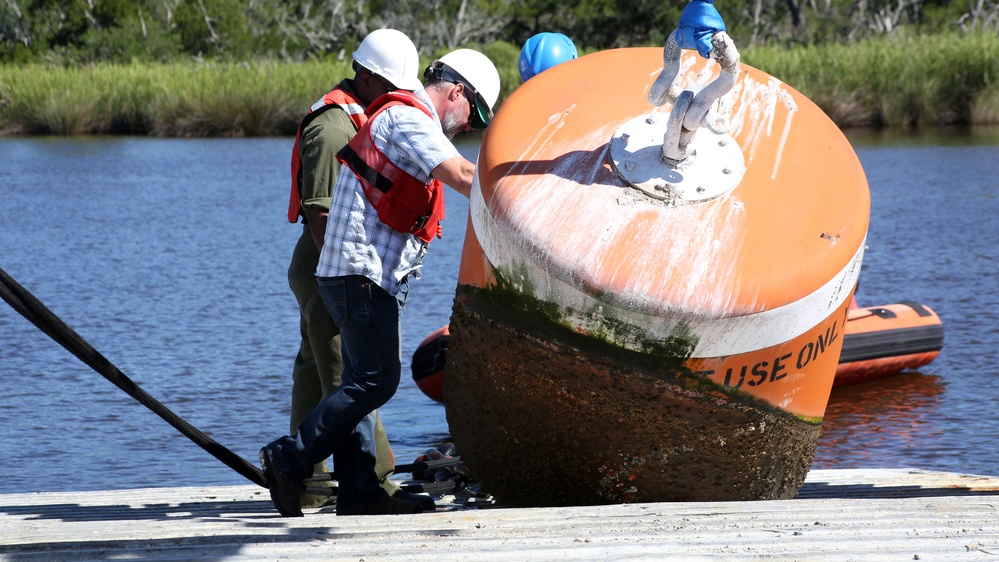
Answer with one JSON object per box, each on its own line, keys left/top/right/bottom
{"left": 298, "top": 83, "right": 360, "bottom": 215}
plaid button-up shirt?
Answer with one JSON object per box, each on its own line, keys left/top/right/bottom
{"left": 316, "top": 87, "right": 460, "bottom": 295}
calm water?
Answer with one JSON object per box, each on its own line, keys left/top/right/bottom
{"left": 0, "top": 129, "right": 997, "bottom": 494}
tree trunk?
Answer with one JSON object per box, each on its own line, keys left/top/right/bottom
{"left": 784, "top": 0, "right": 806, "bottom": 36}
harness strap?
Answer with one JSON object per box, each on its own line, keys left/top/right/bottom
{"left": 336, "top": 144, "right": 394, "bottom": 194}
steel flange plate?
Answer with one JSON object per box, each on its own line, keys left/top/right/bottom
{"left": 609, "top": 113, "right": 745, "bottom": 204}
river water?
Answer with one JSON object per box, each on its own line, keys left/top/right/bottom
{"left": 0, "top": 128, "right": 997, "bottom": 494}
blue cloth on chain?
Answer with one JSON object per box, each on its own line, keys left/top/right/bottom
{"left": 677, "top": 0, "right": 727, "bottom": 58}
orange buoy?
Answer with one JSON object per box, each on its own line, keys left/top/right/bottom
{"left": 411, "top": 325, "right": 449, "bottom": 403}
{"left": 835, "top": 301, "right": 944, "bottom": 387}
{"left": 443, "top": 43, "right": 870, "bottom": 507}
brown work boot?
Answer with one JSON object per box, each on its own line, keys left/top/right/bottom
{"left": 259, "top": 447, "right": 305, "bottom": 517}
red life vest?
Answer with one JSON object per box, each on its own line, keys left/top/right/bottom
{"left": 287, "top": 85, "right": 367, "bottom": 223}
{"left": 336, "top": 91, "right": 446, "bottom": 244}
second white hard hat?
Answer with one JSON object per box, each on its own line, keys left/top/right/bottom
{"left": 352, "top": 29, "right": 422, "bottom": 91}
{"left": 429, "top": 49, "right": 501, "bottom": 129}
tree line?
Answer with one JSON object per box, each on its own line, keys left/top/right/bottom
{"left": 2, "top": 0, "right": 997, "bottom": 64}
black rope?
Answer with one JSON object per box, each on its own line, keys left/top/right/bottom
{"left": 0, "top": 266, "right": 267, "bottom": 488}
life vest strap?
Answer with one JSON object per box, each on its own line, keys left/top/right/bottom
{"left": 337, "top": 144, "right": 394, "bottom": 194}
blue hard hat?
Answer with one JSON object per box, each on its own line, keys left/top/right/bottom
{"left": 518, "top": 32, "right": 578, "bottom": 82}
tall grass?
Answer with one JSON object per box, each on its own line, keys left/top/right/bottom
{"left": 743, "top": 33, "right": 999, "bottom": 127}
{"left": 2, "top": 33, "right": 999, "bottom": 136}
{"left": 0, "top": 59, "right": 352, "bottom": 136}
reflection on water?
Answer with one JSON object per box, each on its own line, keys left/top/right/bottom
{"left": 814, "top": 372, "right": 945, "bottom": 468}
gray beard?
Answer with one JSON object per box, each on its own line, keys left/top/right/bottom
{"left": 441, "top": 107, "right": 464, "bottom": 140}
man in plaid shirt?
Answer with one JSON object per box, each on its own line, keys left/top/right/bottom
{"left": 261, "top": 48, "right": 501, "bottom": 517}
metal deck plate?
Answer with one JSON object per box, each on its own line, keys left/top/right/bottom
{"left": 610, "top": 112, "right": 745, "bottom": 204}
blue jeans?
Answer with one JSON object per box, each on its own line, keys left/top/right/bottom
{"left": 265, "top": 275, "right": 407, "bottom": 512}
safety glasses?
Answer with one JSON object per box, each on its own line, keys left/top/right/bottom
{"left": 424, "top": 63, "right": 491, "bottom": 130}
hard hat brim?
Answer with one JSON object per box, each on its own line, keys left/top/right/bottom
{"left": 387, "top": 75, "right": 424, "bottom": 91}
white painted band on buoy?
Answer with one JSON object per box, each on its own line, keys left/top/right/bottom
{"left": 683, "top": 240, "right": 863, "bottom": 356}
{"left": 470, "top": 173, "right": 865, "bottom": 358}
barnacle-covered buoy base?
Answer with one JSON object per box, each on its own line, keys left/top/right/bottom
{"left": 444, "top": 292, "right": 821, "bottom": 508}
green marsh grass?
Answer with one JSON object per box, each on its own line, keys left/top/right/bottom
{"left": 0, "top": 59, "right": 352, "bottom": 136}
{"left": 2, "top": 33, "right": 999, "bottom": 136}
{"left": 743, "top": 33, "right": 999, "bottom": 127}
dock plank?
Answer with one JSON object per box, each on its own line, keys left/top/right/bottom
{"left": 2, "top": 469, "right": 998, "bottom": 560}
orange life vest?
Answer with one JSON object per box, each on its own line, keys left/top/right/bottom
{"left": 336, "top": 91, "right": 446, "bottom": 244}
{"left": 287, "top": 85, "right": 367, "bottom": 223}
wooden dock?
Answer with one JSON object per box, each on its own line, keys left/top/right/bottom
{"left": 2, "top": 468, "right": 998, "bottom": 560}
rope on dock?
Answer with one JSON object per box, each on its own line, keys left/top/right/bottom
{"left": 0, "top": 266, "right": 268, "bottom": 488}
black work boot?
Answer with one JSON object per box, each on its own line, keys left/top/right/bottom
{"left": 259, "top": 447, "right": 305, "bottom": 517}
{"left": 393, "top": 489, "right": 437, "bottom": 512}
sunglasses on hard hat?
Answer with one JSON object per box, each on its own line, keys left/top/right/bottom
{"left": 424, "top": 62, "right": 491, "bottom": 130}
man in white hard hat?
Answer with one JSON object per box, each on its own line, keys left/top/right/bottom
{"left": 260, "top": 48, "right": 501, "bottom": 517}
{"left": 421, "top": 49, "right": 501, "bottom": 139}
{"left": 281, "top": 28, "right": 432, "bottom": 511}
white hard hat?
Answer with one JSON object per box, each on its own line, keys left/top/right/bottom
{"left": 427, "top": 49, "right": 501, "bottom": 129}
{"left": 352, "top": 29, "right": 422, "bottom": 91}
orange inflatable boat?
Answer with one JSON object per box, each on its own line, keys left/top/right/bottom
{"left": 414, "top": 300, "right": 944, "bottom": 402}
{"left": 835, "top": 300, "right": 944, "bottom": 386}
{"left": 442, "top": 34, "right": 869, "bottom": 507}
{"left": 411, "top": 325, "right": 449, "bottom": 403}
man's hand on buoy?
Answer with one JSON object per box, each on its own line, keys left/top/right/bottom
{"left": 677, "top": 0, "right": 727, "bottom": 58}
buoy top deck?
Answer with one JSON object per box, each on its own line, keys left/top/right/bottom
{"left": 475, "top": 47, "right": 869, "bottom": 319}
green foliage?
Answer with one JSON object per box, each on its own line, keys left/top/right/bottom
{"left": 81, "top": 15, "right": 182, "bottom": 63}
{"left": 173, "top": 0, "right": 252, "bottom": 59}
{"left": 91, "top": 0, "right": 132, "bottom": 26}
{"left": 481, "top": 40, "right": 523, "bottom": 102}
{"left": 27, "top": 0, "right": 92, "bottom": 49}
{"left": 4, "top": 0, "right": 999, "bottom": 64}
{"left": 502, "top": 0, "right": 680, "bottom": 48}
